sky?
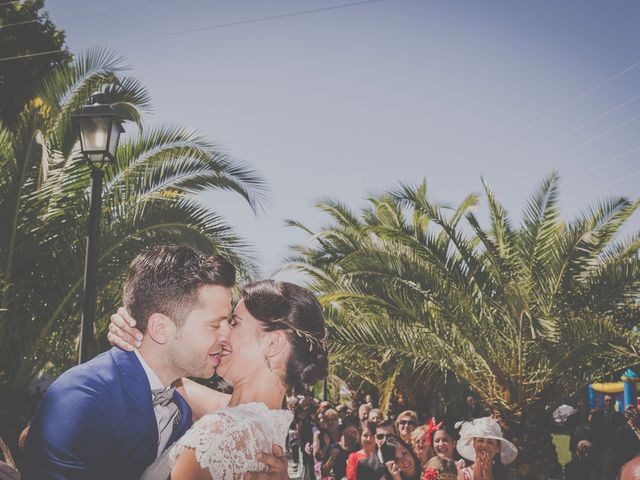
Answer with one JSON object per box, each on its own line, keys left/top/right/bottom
{"left": 44, "top": 0, "right": 640, "bottom": 278}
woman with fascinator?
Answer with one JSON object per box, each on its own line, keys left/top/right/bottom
{"left": 110, "top": 280, "right": 329, "bottom": 480}
{"left": 410, "top": 424, "right": 432, "bottom": 469}
{"left": 427, "top": 421, "right": 465, "bottom": 470}
{"left": 410, "top": 419, "right": 455, "bottom": 471}
{"left": 456, "top": 417, "right": 517, "bottom": 480}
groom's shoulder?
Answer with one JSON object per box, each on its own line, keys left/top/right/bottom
{"left": 47, "top": 347, "right": 129, "bottom": 395}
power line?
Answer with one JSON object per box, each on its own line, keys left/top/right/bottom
{"left": 549, "top": 92, "right": 640, "bottom": 144}
{"left": 520, "top": 77, "right": 640, "bottom": 188}
{"left": 491, "top": 56, "right": 640, "bottom": 182}
{"left": 0, "top": 0, "right": 162, "bottom": 30}
{"left": 595, "top": 167, "right": 640, "bottom": 193}
{"left": 555, "top": 112, "right": 640, "bottom": 164}
{"left": 142, "top": 0, "right": 384, "bottom": 41}
{"left": 0, "top": 0, "right": 385, "bottom": 63}
{"left": 566, "top": 144, "right": 640, "bottom": 186}
{"left": 526, "top": 58, "right": 640, "bottom": 130}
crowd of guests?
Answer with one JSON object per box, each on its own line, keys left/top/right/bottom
{"left": 287, "top": 393, "right": 640, "bottom": 480}
{"left": 286, "top": 395, "right": 516, "bottom": 480}
{"left": 5, "top": 386, "right": 640, "bottom": 479}
{"left": 565, "top": 395, "right": 640, "bottom": 480}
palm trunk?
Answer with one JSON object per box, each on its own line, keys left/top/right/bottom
{"left": 497, "top": 409, "right": 563, "bottom": 480}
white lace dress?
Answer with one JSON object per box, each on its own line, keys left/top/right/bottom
{"left": 140, "top": 402, "right": 293, "bottom": 480}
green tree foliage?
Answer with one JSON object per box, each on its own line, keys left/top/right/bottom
{"left": 284, "top": 174, "right": 640, "bottom": 478}
{"left": 0, "top": 48, "right": 267, "bottom": 400}
{"left": 0, "top": 0, "right": 72, "bottom": 125}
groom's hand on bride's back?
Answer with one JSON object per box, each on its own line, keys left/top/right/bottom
{"left": 107, "top": 307, "right": 143, "bottom": 351}
{"left": 245, "top": 444, "right": 289, "bottom": 480}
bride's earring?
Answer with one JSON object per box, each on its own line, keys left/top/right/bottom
{"left": 264, "top": 350, "right": 272, "bottom": 371}
{"left": 264, "top": 340, "right": 275, "bottom": 371}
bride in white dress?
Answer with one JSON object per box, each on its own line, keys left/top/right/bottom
{"left": 140, "top": 280, "right": 329, "bottom": 480}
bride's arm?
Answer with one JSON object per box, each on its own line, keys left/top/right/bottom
{"left": 175, "top": 378, "right": 230, "bottom": 421}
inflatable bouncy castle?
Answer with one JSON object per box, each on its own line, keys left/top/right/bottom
{"left": 589, "top": 369, "right": 640, "bottom": 411}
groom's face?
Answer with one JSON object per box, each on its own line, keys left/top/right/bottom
{"left": 168, "top": 284, "right": 233, "bottom": 378}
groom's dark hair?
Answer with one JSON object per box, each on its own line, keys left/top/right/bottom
{"left": 123, "top": 245, "right": 235, "bottom": 332}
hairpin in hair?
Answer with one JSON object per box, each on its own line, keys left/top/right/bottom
{"left": 425, "top": 418, "right": 443, "bottom": 445}
{"left": 290, "top": 324, "right": 329, "bottom": 351}
{"left": 270, "top": 318, "right": 328, "bottom": 351}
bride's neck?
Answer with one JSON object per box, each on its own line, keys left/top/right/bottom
{"left": 227, "top": 375, "right": 287, "bottom": 410}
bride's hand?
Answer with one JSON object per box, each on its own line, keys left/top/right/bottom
{"left": 107, "top": 307, "right": 143, "bottom": 351}
{"left": 245, "top": 444, "right": 289, "bottom": 480}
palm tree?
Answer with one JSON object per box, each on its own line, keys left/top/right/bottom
{"left": 284, "top": 174, "right": 640, "bottom": 478}
{"left": 0, "top": 48, "right": 267, "bottom": 402}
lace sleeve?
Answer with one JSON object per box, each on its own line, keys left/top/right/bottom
{"left": 170, "top": 408, "right": 275, "bottom": 480}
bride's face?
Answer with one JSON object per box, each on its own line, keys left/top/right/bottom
{"left": 215, "top": 300, "right": 267, "bottom": 383}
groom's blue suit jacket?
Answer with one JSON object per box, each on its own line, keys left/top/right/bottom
{"left": 24, "top": 347, "right": 192, "bottom": 480}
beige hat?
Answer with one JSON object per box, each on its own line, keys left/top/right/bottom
{"left": 0, "top": 461, "right": 20, "bottom": 480}
{"left": 456, "top": 416, "right": 518, "bottom": 465}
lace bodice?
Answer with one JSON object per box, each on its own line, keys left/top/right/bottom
{"left": 141, "top": 402, "right": 292, "bottom": 480}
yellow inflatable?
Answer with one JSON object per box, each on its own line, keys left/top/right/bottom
{"left": 591, "top": 382, "right": 625, "bottom": 394}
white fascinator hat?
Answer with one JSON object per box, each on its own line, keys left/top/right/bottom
{"left": 456, "top": 416, "right": 518, "bottom": 465}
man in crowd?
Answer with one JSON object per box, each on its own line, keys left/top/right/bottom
{"left": 337, "top": 404, "right": 350, "bottom": 425}
{"left": 359, "top": 404, "right": 371, "bottom": 424}
{"left": 356, "top": 419, "right": 396, "bottom": 480}
{"left": 603, "top": 395, "right": 625, "bottom": 442}
{"left": 463, "top": 395, "right": 486, "bottom": 420}
{"left": 368, "top": 409, "right": 383, "bottom": 425}
{"left": 564, "top": 440, "right": 598, "bottom": 480}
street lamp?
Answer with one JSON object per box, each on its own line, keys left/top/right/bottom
{"left": 73, "top": 93, "right": 124, "bottom": 364}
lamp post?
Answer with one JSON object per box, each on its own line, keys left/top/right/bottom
{"left": 73, "top": 93, "right": 124, "bottom": 364}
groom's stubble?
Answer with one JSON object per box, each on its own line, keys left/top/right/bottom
{"left": 143, "top": 284, "right": 233, "bottom": 384}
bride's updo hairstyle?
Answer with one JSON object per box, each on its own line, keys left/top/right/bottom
{"left": 242, "top": 280, "right": 328, "bottom": 393}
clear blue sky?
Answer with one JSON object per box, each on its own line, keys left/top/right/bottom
{"left": 46, "top": 0, "right": 640, "bottom": 278}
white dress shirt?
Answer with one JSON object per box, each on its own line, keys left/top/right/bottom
{"left": 134, "top": 350, "right": 178, "bottom": 457}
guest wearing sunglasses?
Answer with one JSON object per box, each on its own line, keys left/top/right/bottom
{"left": 395, "top": 411, "right": 418, "bottom": 444}
{"left": 356, "top": 420, "right": 396, "bottom": 480}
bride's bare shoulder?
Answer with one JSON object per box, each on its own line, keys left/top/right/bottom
{"left": 175, "top": 378, "right": 231, "bottom": 421}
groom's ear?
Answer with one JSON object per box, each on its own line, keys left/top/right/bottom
{"left": 265, "top": 330, "right": 288, "bottom": 358}
{"left": 146, "top": 313, "right": 176, "bottom": 344}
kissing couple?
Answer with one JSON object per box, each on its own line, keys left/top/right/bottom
{"left": 25, "top": 245, "right": 329, "bottom": 480}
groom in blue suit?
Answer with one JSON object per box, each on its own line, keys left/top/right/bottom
{"left": 24, "top": 246, "right": 236, "bottom": 479}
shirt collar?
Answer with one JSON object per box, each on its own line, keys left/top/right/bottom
{"left": 134, "top": 349, "right": 167, "bottom": 391}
